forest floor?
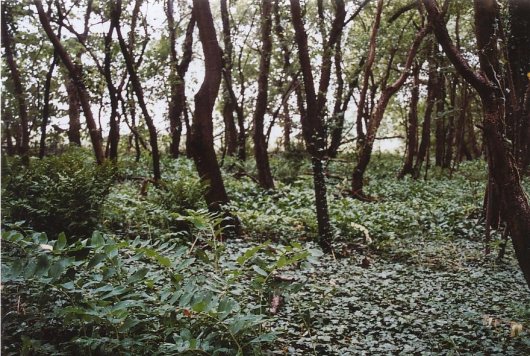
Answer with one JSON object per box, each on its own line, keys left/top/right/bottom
{"left": 2, "top": 151, "right": 530, "bottom": 354}
{"left": 235, "top": 238, "right": 530, "bottom": 355}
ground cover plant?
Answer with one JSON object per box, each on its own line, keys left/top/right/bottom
{"left": 2, "top": 151, "right": 529, "bottom": 355}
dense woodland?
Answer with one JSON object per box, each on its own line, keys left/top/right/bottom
{"left": 1, "top": 0, "right": 530, "bottom": 354}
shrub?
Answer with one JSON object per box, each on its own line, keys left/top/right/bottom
{"left": 2, "top": 149, "right": 114, "bottom": 241}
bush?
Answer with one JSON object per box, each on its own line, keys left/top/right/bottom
{"left": 2, "top": 149, "right": 114, "bottom": 241}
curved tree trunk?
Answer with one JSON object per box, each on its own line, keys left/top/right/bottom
{"left": 113, "top": 0, "right": 161, "bottom": 181}
{"left": 34, "top": 0, "right": 104, "bottom": 164}
{"left": 351, "top": 25, "right": 429, "bottom": 198}
{"left": 190, "top": 0, "right": 230, "bottom": 211}
{"left": 253, "top": 0, "right": 275, "bottom": 190}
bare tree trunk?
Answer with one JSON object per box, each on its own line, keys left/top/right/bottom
{"left": 434, "top": 73, "right": 446, "bottom": 167}
{"left": 253, "top": 0, "right": 275, "bottom": 189}
{"left": 290, "top": 0, "right": 345, "bottom": 252}
{"left": 219, "top": 0, "right": 238, "bottom": 157}
{"left": 355, "top": 0, "right": 384, "bottom": 151}
{"left": 274, "top": 0, "right": 294, "bottom": 152}
{"left": 351, "top": 25, "right": 429, "bottom": 198}
{"left": 190, "top": 0, "right": 230, "bottom": 211}
{"left": 64, "top": 74, "right": 82, "bottom": 146}
{"left": 34, "top": 0, "right": 104, "bottom": 164}
{"left": 414, "top": 39, "right": 439, "bottom": 178}
{"left": 443, "top": 78, "right": 458, "bottom": 168}
{"left": 167, "top": 2, "right": 195, "bottom": 159}
{"left": 399, "top": 62, "right": 420, "bottom": 178}
{"left": 2, "top": 5, "right": 30, "bottom": 164}
{"left": 39, "top": 47, "right": 59, "bottom": 158}
{"left": 424, "top": 0, "right": 530, "bottom": 289}
{"left": 103, "top": 20, "right": 120, "bottom": 161}
{"left": 113, "top": 0, "right": 160, "bottom": 181}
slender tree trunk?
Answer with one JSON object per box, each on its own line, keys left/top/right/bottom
{"left": 290, "top": 0, "right": 345, "bottom": 252}
{"left": 274, "top": 0, "right": 295, "bottom": 153}
{"left": 219, "top": 0, "right": 238, "bottom": 157}
{"left": 65, "top": 75, "right": 82, "bottom": 146}
{"left": 190, "top": 0, "right": 230, "bottom": 211}
{"left": 2, "top": 6, "right": 30, "bottom": 164}
{"left": 351, "top": 25, "right": 429, "bottom": 197}
{"left": 113, "top": 0, "right": 160, "bottom": 181}
{"left": 443, "top": 78, "right": 458, "bottom": 168}
{"left": 434, "top": 73, "right": 446, "bottom": 167}
{"left": 356, "top": 0, "right": 384, "bottom": 151}
{"left": 103, "top": 21, "right": 120, "bottom": 161}
{"left": 39, "top": 49, "right": 59, "bottom": 158}
{"left": 253, "top": 0, "right": 275, "bottom": 189}
{"left": 34, "top": 0, "right": 104, "bottom": 164}
{"left": 167, "top": 2, "right": 195, "bottom": 159}
{"left": 414, "top": 40, "right": 439, "bottom": 178}
{"left": 399, "top": 62, "right": 420, "bottom": 178}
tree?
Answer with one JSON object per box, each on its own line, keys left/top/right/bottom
{"left": 219, "top": 0, "right": 238, "bottom": 158}
{"left": 113, "top": 0, "right": 161, "bottom": 181}
{"left": 253, "top": 0, "right": 275, "bottom": 190}
{"left": 34, "top": 0, "right": 105, "bottom": 164}
{"left": 2, "top": 4, "right": 30, "bottom": 164}
{"left": 351, "top": 2, "right": 429, "bottom": 199}
{"left": 399, "top": 62, "right": 420, "bottom": 178}
{"left": 413, "top": 38, "right": 440, "bottom": 178}
{"left": 289, "top": 0, "right": 346, "bottom": 252}
{"left": 506, "top": 0, "right": 530, "bottom": 171}
{"left": 423, "top": 0, "right": 530, "bottom": 288}
{"left": 189, "top": 0, "right": 230, "bottom": 211}
{"left": 166, "top": 1, "right": 195, "bottom": 159}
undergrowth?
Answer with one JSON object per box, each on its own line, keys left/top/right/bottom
{"left": 2, "top": 151, "right": 528, "bottom": 354}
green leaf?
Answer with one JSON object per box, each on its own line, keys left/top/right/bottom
{"left": 127, "top": 267, "right": 149, "bottom": 284}
{"left": 252, "top": 265, "right": 268, "bottom": 277}
{"left": 55, "top": 232, "right": 67, "bottom": 251}
{"left": 250, "top": 332, "right": 277, "bottom": 344}
{"left": 90, "top": 231, "right": 105, "bottom": 248}
{"left": 88, "top": 253, "right": 106, "bottom": 269}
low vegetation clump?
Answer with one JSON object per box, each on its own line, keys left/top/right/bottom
{"left": 2, "top": 152, "right": 529, "bottom": 354}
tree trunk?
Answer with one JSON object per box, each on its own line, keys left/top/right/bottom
{"left": 2, "top": 5, "right": 30, "bottom": 164}
{"left": 219, "top": 0, "right": 239, "bottom": 158}
{"left": 355, "top": 0, "right": 384, "bottom": 151}
{"left": 290, "top": 0, "right": 345, "bottom": 251}
{"left": 413, "top": 39, "right": 439, "bottom": 178}
{"left": 65, "top": 76, "right": 82, "bottom": 146}
{"left": 443, "top": 78, "right": 458, "bottom": 168}
{"left": 103, "top": 20, "right": 120, "bottom": 161}
{"left": 423, "top": 0, "right": 530, "bottom": 289}
{"left": 167, "top": 2, "right": 195, "bottom": 159}
{"left": 113, "top": 0, "right": 161, "bottom": 181}
{"left": 399, "top": 62, "right": 420, "bottom": 178}
{"left": 190, "top": 0, "right": 230, "bottom": 211}
{"left": 253, "top": 0, "right": 274, "bottom": 190}
{"left": 34, "top": 0, "right": 105, "bottom": 164}
{"left": 351, "top": 25, "right": 429, "bottom": 197}
{"left": 434, "top": 73, "right": 446, "bottom": 167}
{"left": 39, "top": 49, "right": 59, "bottom": 159}
{"left": 506, "top": 0, "right": 530, "bottom": 170}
